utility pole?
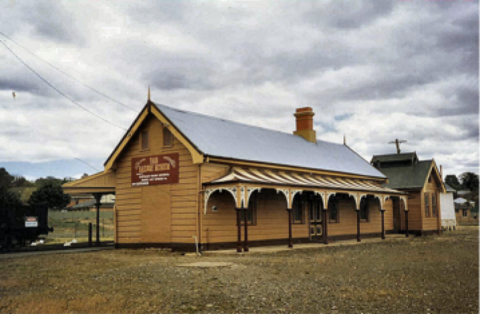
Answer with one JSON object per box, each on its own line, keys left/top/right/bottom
{"left": 388, "top": 139, "right": 407, "bottom": 154}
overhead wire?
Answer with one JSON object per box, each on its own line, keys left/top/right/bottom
{"left": 74, "top": 158, "right": 100, "bottom": 172}
{"left": 0, "top": 31, "right": 136, "bottom": 112}
{"left": 0, "top": 36, "right": 201, "bottom": 204}
{"left": 0, "top": 40, "right": 128, "bottom": 131}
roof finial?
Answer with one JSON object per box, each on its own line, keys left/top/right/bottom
{"left": 343, "top": 134, "right": 346, "bottom": 145}
{"left": 148, "top": 86, "right": 151, "bottom": 101}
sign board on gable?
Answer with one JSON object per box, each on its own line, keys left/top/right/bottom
{"left": 131, "top": 153, "right": 179, "bottom": 187}
{"left": 25, "top": 216, "right": 38, "bottom": 228}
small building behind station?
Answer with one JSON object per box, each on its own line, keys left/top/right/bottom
{"left": 370, "top": 152, "right": 446, "bottom": 236}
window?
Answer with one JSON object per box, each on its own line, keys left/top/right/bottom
{"left": 328, "top": 198, "right": 339, "bottom": 223}
{"left": 163, "top": 128, "right": 173, "bottom": 147}
{"left": 309, "top": 197, "right": 323, "bottom": 222}
{"left": 432, "top": 195, "right": 437, "bottom": 217}
{"left": 240, "top": 193, "right": 257, "bottom": 226}
{"left": 360, "top": 198, "right": 369, "bottom": 222}
{"left": 424, "top": 194, "right": 429, "bottom": 217}
{"left": 140, "top": 131, "right": 149, "bottom": 150}
{"left": 292, "top": 196, "right": 304, "bottom": 224}
{"left": 463, "top": 210, "right": 468, "bottom": 218}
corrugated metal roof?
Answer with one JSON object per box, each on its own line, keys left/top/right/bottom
{"left": 444, "top": 183, "right": 456, "bottom": 193}
{"left": 208, "top": 167, "right": 403, "bottom": 194}
{"left": 377, "top": 160, "right": 432, "bottom": 189}
{"left": 371, "top": 152, "right": 417, "bottom": 163}
{"left": 155, "top": 103, "right": 386, "bottom": 179}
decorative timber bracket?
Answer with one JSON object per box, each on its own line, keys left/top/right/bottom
{"left": 204, "top": 186, "right": 240, "bottom": 214}
{"left": 349, "top": 192, "right": 367, "bottom": 210}
{"left": 277, "top": 188, "right": 303, "bottom": 209}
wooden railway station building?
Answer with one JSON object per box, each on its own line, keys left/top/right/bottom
{"left": 64, "top": 101, "right": 419, "bottom": 252}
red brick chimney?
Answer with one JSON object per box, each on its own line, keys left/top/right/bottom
{"left": 293, "top": 107, "right": 316, "bottom": 143}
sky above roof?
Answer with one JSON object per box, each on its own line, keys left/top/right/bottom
{"left": 0, "top": 0, "right": 478, "bottom": 180}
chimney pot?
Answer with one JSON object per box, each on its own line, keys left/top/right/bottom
{"left": 293, "top": 107, "right": 316, "bottom": 143}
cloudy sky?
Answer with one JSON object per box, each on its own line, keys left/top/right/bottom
{"left": 0, "top": 0, "right": 478, "bottom": 180}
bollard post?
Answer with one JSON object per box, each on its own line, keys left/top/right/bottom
{"left": 88, "top": 223, "right": 92, "bottom": 247}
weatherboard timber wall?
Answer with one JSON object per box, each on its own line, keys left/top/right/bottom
{"left": 200, "top": 163, "right": 230, "bottom": 184}
{"left": 203, "top": 189, "right": 309, "bottom": 244}
{"left": 328, "top": 198, "right": 394, "bottom": 236}
{"left": 406, "top": 192, "right": 422, "bottom": 232}
{"left": 422, "top": 176, "right": 441, "bottom": 231}
{"left": 115, "top": 115, "right": 199, "bottom": 245}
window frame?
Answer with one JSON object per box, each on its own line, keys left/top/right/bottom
{"left": 359, "top": 198, "right": 370, "bottom": 222}
{"left": 328, "top": 198, "right": 339, "bottom": 223}
{"left": 140, "top": 130, "right": 149, "bottom": 151}
{"left": 463, "top": 210, "right": 468, "bottom": 218}
{"left": 292, "top": 196, "right": 305, "bottom": 224}
{"left": 163, "top": 127, "right": 174, "bottom": 148}
{"left": 432, "top": 194, "right": 437, "bottom": 217}
{"left": 424, "top": 193, "right": 430, "bottom": 217}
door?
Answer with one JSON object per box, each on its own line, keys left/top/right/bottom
{"left": 308, "top": 195, "right": 323, "bottom": 241}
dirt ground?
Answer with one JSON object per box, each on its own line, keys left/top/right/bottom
{"left": 0, "top": 228, "right": 478, "bottom": 314}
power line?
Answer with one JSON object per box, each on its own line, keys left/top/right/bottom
{"left": 0, "top": 31, "right": 136, "bottom": 112}
{"left": 74, "top": 158, "right": 100, "bottom": 172}
{"left": 0, "top": 40, "right": 127, "bottom": 131}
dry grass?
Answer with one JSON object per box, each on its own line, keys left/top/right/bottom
{"left": 0, "top": 228, "right": 478, "bottom": 313}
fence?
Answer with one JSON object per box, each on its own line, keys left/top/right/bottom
{"left": 46, "top": 210, "right": 114, "bottom": 244}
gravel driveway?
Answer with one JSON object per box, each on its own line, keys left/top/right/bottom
{"left": 0, "top": 228, "right": 478, "bottom": 313}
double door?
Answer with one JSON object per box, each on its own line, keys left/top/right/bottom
{"left": 308, "top": 196, "right": 323, "bottom": 241}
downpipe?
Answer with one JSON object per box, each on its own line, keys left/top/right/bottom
{"left": 192, "top": 235, "right": 202, "bottom": 256}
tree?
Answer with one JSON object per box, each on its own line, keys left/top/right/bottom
{"left": 0, "top": 186, "right": 22, "bottom": 208}
{"left": 11, "top": 176, "right": 35, "bottom": 188}
{"left": 34, "top": 176, "right": 64, "bottom": 188}
{"left": 28, "top": 184, "right": 71, "bottom": 210}
{"left": 459, "top": 172, "right": 479, "bottom": 192}
{"left": 445, "top": 174, "right": 462, "bottom": 191}
{"left": 0, "top": 168, "right": 14, "bottom": 189}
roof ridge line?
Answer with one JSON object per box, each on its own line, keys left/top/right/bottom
{"left": 372, "top": 152, "right": 416, "bottom": 157}
{"left": 154, "top": 102, "right": 343, "bottom": 147}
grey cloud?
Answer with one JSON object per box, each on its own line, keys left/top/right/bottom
{"left": 0, "top": 0, "right": 477, "bottom": 176}
{"left": 0, "top": 77, "right": 40, "bottom": 93}
{"left": 0, "top": 1, "right": 84, "bottom": 45}
{"left": 304, "top": 0, "right": 396, "bottom": 30}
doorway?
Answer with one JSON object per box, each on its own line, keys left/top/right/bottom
{"left": 308, "top": 194, "right": 323, "bottom": 241}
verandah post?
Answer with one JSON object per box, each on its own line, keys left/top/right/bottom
{"left": 323, "top": 208, "right": 328, "bottom": 245}
{"left": 236, "top": 208, "right": 242, "bottom": 253}
{"left": 356, "top": 209, "right": 361, "bottom": 242}
{"left": 93, "top": 193, "right": 103, "bottom": 247}
{"left": 381, "top": 209, "right": 385, "bottom": 240}
{"left": 243, "top": 208, "right": 249, "bottom": 252}
{"left": 405, "top": 210, "right": 409, "bottom": 237}
{"left": 287, "top": 208, "right": 293, "bottom": 248}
